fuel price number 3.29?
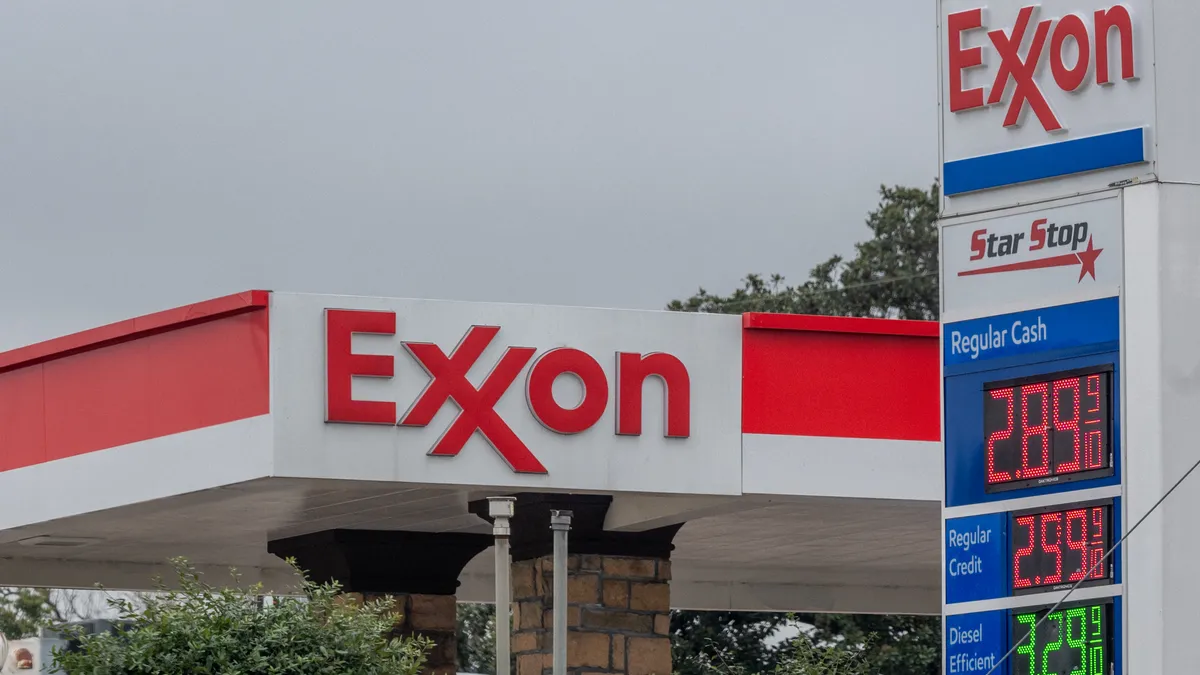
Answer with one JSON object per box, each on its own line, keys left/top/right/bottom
{"left": 1012, "top": 602, "right": 1110, "bottom": 675}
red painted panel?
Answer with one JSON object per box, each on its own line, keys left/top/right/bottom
{"left": 0, "top": 290, "right": 268, "bottom": 374}
{"left": 43, "top": 340, "right": 153, "bottom": 460}
{"left": 742, "top": 324, "right": 940, "bottom": 441}
{"left": 144, "top": 314, "right": 270, "bottom": 439}
{"left": 743, "top": 312, "right": 940, "bottom": 338}
{"left": 0, "top": 367, "right": 48, "bottom": 472}
{"left": 0, "top": 305, "right": 270, "bottom": 472}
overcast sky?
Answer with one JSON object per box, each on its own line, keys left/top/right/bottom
{"left": 0, "top": 2, "right": 937, "bottom": 350}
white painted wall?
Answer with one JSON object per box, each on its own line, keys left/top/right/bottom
{"left": 1126, "top": 182, "right": 1200, "bottom": 673}
{"left": 0, "top": 416, "right": 273, "bottom": 534}
{"left": 1149, "top": 0, "right": 1200, "bottom": 182}
{"left": 1119, "top": 181, "right": 1161, "bottom": 675}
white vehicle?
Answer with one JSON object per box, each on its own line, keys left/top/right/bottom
{"left": 0, "top": 621, "right": 129, "bottom": 674}
{"left": 0, "top": 632, "right": 64, "bottom": 674}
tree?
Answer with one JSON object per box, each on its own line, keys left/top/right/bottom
{"left": 797, "top": 614, "right": 939, "bottom": 675}
{"left": 671, "top": 611, "right": 791, "bottom": 675}
{"left": 691, "top": 630, "right": 873, "bottom": 675}
{"left": 668, "top": 182, "right": 940, "bottom": 321}
{"left": 51, "top": 557, "right": 430, "bottom": 675}
{"left": 0, "top": 588, "right": 147, "bottom": 640}
{"left": 457, "top": 602, "right": 497, "bottom": 674}
{"left": 667, "top": 181, "right": 942, "bottom": 675}
{"left": 0, "top": 588, "right": 61, "bottom": 639}
{"left": 772, "top": 634, "right": 872, "bottom": 675}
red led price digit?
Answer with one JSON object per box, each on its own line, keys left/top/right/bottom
{"left": 1013, "top": 515, "right": 1036, "bottom": 589}
{"left": 1083, "top": 374, "right": 1105, "bottom": 470}
{"left": 1089, "top": 548, "right": 1105, "bottom": 580}
{"left": 1040, "top": 512, "right": 1064, "bottom": 584}
{"left": 1054, "top": 378, "right": 1082, "bottom": 473}
{"left": 1065, "top": 509, "right": 1088, "bottom": 581}
{"left": 1089, "top": 507, "right": 1106, "bottom": 579}
{"left": 1020, "top": 383, "right": 1051, "bottom": 479}
{"left": 1086, "top": 375, "right": 1102, "bottom": 413}
{"left": 987, "top": 388, "right": 1015, "bottom": 484}
{"left": 1083, "top": 430, "right": 1104, "bottom": 471}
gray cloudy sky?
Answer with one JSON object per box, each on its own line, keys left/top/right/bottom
{"left": 0, "top": 2, "right": 937, "bottom": 351}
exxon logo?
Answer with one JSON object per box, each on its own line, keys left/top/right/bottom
{"left": 947, "top": 5, "right": 1137, "bottom": 132}
{"left": 324, "top": 309, "right": 690, "bottom": 475}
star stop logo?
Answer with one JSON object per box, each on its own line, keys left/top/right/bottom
{"left": 962, "top": 217, "right": 1103, "bottom": 282}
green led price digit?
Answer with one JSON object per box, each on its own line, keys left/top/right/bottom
{"left": 1016, "top": 612, "right": 1037, "bottom": 675}
{"left": 1041, "top": 611, "right": 1064, "bottom": 675}
{"left": 1089, "top": 606, "right": 1105, "bottom": 675}
{"left": 1064, "top": 607, "right": 1088, "bottom": 675}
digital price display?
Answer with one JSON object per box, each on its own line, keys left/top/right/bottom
{"left": 1011, "top": 501, "right": 1112, "bottom": 595}
{"left": 984, "top": 366, "right": 1113, "bottom": 492}
{"left": 1011, "top": 601, "right": 1111, "bottom": 675}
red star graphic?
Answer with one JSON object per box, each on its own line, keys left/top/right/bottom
{"left": 1076, "top": 236, "right": 1103, "bottom": 282}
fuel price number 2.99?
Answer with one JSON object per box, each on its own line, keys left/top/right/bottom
{"left": 1011, "top": 502, "right": 1111, "bottom": 594}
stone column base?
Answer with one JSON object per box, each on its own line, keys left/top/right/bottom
{"left": 511, "top": 554, "right": 672, "bottom": 675}
{"left": 384, "top": 593, "right": 459, "bottom": 675}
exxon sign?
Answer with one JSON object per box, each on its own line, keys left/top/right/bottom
{"left": 324, "top": 309, "right": 690, "bottom": 475}
{"left": 940, "top": 1, "right": 1153, "bottom": 198}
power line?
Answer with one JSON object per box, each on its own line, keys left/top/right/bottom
{"left": 984, "top": 451, "right": 1200, "bottom": 675}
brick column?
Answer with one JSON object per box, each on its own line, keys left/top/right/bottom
{"left": 378, "top": 593, "right": 459, "bottom": 675}
{"left": 470, "top": 494, "right": 681, "bottom": 675}
{"left": 510, "top": 553, "right": 672, "bottom": 675}
{"left": 269, "top": 529, "right": 491, "bottom": 675}
{"left": 335, "top": 592, "right": 459, "bottom": 675}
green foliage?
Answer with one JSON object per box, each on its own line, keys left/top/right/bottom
{"left": 457, "top": 602, "right": 500, "bottom": 675}
{"left": 671, "top": 611, "right": 791, "bottom": 675}
{"left": 668, "top": 182, "right": 940, "bottom": 321}
{"left": 690, "top": 630, "right": 873, "bottom": 675}
{"left": 770, "top": 633, "right": 872, "bottom": 675}
{"left": 51, "top": 557, "right": 430, "bottom": 675}
{"left": 0, "top": 588, "right": 61, "bottom": 639}
{"left": 798, "top": 614, "right": 940, "bottom": 675}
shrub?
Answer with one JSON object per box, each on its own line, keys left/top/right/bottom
{"left": 691, "top": 631, "right": 873, "bottom": 675}
{"left": 52, "top": 557, "right": 430, "bottom": 675}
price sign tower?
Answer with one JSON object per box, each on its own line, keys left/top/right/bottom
{"left": 939, "top": 0, "right": 1200, "bottom": 672}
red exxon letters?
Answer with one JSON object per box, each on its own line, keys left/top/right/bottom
{"left": 947, "top": 5, "right": 1136, "bottom": 131}
{"left": 324, "top": 309, "right": 692, "bottom": 474}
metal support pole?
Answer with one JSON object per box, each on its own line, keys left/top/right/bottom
{"left": 550, "top": 510, "right": 573, "bottom": 675}
{"left": 489, "top": 497, "right": 517, "bottom": 675}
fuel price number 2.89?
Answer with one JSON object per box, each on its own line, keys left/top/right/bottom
{"left": 984, "top": 367, "right": 1113, "bottom": 493}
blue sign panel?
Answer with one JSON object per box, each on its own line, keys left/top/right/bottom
{"left": 944, "top": 296, "right": 1118, "bottom": 370}
{"left": 943, "top": 126, "right": 1145, "bottom": 196}
{"left": 945, "top": 513, "right": 1007, "bottom": 604}
{"left": 944, "top": 350, "right": 1121, "bottom": 507}
{"left": 946, "top": 610, "right": 1007, "bottom": 675}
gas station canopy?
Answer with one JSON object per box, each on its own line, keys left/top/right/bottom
{"left": 0, "top": 290, "right": 940, "bottom": 613}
